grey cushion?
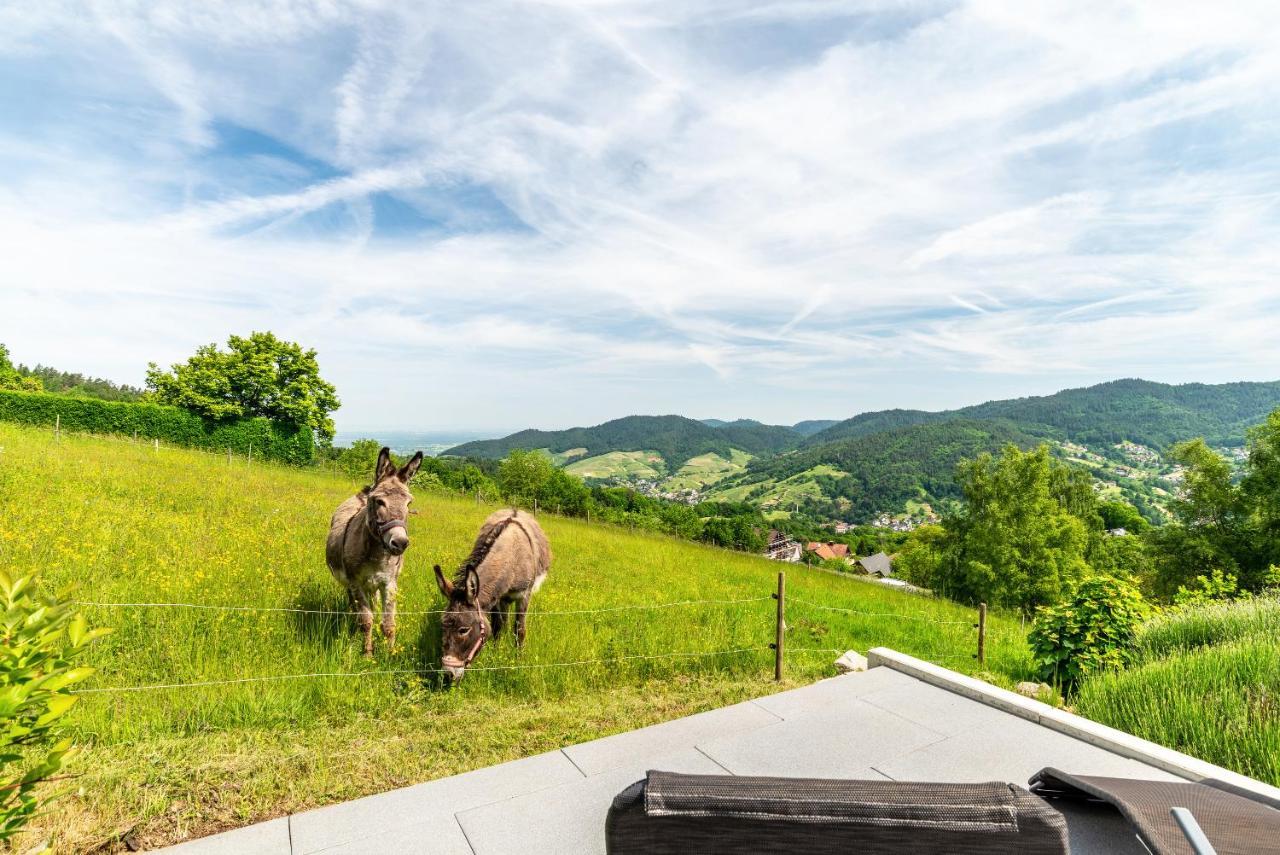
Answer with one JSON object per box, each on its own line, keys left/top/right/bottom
{"left": 606, "top": 770, "right": 1069, "bottom": 854}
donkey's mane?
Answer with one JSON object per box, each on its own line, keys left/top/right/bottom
{"left": 453, "top": 510, "right": 526, "bottom": 586}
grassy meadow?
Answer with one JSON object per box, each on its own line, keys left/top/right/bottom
{"left": 0, "top": 421, "right": 1030, "bottom": 851}
{"left": 1075, "top": 596, "right": 1280, "bottom": 786}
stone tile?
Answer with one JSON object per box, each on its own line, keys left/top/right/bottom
{"left": 561, "top": 700, "right": 778, "bottom": 777}
{"left": 291, "top": 750, "right": 582, "bottom": 854}
{"left": 306, "top": 816, "right": 473, "bottom": 855}
{"left": 457, "top": 748, "right": 724, "bottom": 855}
{"left": 749, "top": 667, "right": 910, "bottom": 720}
{"left": 861, "top": 678, "right": 1014, "bottom": 736}
{"left": 873, "top": 714, "right": 1184, "bottom": 785}
{"left": 1056, "top": 800, "right": 1150, "bottom": 855}
{"left": 156, "top": 817, "right": 290, "bottom": 855}
{"left": 699, "top": 698, "right": 945, "bottom": 778}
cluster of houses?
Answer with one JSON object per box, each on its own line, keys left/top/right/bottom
{"left": 626, "top": 478, "right": 704, "bottom": 505}
{"left": 763, "top": 530, "right": 897, "bottom": 579}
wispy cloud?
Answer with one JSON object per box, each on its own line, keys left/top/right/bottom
{"left": 2, "top": 0, "right": 1279, "bottom": 431}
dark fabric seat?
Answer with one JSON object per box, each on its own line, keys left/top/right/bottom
{"left": 1029, "top": 767, "right": 1280, "bottom": 855}
{"left": 606, "top": 770, "right": 1069, "bottom": 854}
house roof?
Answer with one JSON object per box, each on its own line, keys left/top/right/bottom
{"left": 162, "top": 651, "right": 1266, "bottom": 855}
{"left": 858, "top": 551, "right": 893, "bottom": 576}
{"left": 806, "top": 542, "right": 850, "bottom": 561}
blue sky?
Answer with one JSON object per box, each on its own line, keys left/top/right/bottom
{"left": 2, "top": 1, "right": 1279, "bottom": 434}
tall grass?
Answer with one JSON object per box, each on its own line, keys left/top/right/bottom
{"left": 1075, "top": 637, "right": 1280, "bottom": 786}
{"left": 0, "top": 421, "right": 1028, "bottom": 849}
{"left": 1131, "top": 595, "right": 1280, "bottom": 664}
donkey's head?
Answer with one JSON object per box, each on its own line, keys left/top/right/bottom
{"left": 433, "top": 564, "right": 488, "bottom": 682}
{"left": 364, "top": 447, "right": 423, "bottom": 556}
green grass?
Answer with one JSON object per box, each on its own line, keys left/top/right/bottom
{"left": 0, "top": 422, "right": 1028, "bottom": 850}
{"left": 564, "top": 449, "right": 666, "bottom": 480}
{"left": 708, "top": 464, "right": 847, "bottom": 505}
{"left": 661, "top": 449, "right": 751, "bottom": 491}
{"left": 1074, "top": 597, "right": 1280, "bottom": 786}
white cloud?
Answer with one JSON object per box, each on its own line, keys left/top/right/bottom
{"left": 2, "top": 0, "right": 1280, "bottom": 430}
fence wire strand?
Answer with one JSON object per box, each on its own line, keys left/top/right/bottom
{"left": 786, "top": 596, "right": 973, "bottom": 625}
{"left": 73, "top": 646, "right": 774, "bottom": 694}
{"left": 70, "top": 596, "right": 774, "bottom": 617}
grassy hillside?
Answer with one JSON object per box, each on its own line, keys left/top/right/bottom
{"left": 809, "top": 379, "right": 1280, "bottom": 449}
{"left": 719, "top": 419, "right": 1040, "bottom": 520}
{"left": 443, "top": 414, "right": 800, "bottom": 470}
{"left": 0, "top": 422, "right": 1029, "bottom": 851}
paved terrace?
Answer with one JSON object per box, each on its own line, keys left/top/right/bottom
{"left": 160, "top": 649, "right": 1279, "bottom": 855}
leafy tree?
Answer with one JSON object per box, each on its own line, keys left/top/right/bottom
{"left": 498, "top": 449, "right": 557, "bottom": 506}
{"left": 0, "top": 344, "right": 41, "bottom": 392}
{"left": 943, "top": 445, "right": 1091, "bottom": 614}
{"left": 146, "top": 332, "right": 340, "bottom": 442}
{"left": 895, "top": 524, "right": 947, "bottom": 589}
{"left": 333, "top": 439, "right": 383, "bottom": 480}
{"left": 1098, "top": 500, "right": 1149, "bottom": 533}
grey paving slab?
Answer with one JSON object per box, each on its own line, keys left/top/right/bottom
{"left": 290, "top": 749, "right": 583, "bottom": 854}
{"left": 699, "top": 697, "right": 943, "bottom": 778}
{"left": 861, "top": 676, "right": 1017, "bottom": 736}
{"left": 873, "top": 711, "right": 1185, "bottom": 785}
{"left": 157, "top": 817, "right": 290, "bottom": 855}
{"left": 1056, "top": 801, "right": 1149, "bottom": 855}
{"left": 749, "top": 666, "right": 910, "bottom": 719}
{"left": 561, "top": 699, "right": 778, "bottom": 777}
{"left": 304, "top": 814, "right": 473, "bottom": 855}
{"left": 457, "top": 748, "right": 725, "bottom": 855}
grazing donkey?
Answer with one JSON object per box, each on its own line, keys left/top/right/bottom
{"left": 326, "top": 446, "right": 423, "bottom": 655}
{"left": 434, "top": 508, "right": 550, "bottom": 681}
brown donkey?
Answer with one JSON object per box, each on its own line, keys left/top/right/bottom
{"left": 326, "top": 446, "right": 423, "bottom": 655}
{"left": 434, "top": 508, "right": 550, "bottom": 681}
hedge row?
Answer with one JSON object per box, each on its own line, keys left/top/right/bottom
{"left": 0, "top": 389, "right": 314, "bottom": 464}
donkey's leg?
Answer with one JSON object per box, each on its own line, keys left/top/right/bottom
{"left": 379, "top": 581, "right": 398, "bottom": 649}
{"left": 490, "top": 602, "right": 505, "bottom": 639}
{"left": 514, "top": 591, "right": 532, "bottom": 648}
{"left": 352, "top": 586, "right": 375, "bottom": 656}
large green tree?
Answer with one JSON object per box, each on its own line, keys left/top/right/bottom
{"left": 146, "top": 332, "right": 340, "bottom": 442}
{"left": 914, "top": 445, "right": 1094, "bottom": 613}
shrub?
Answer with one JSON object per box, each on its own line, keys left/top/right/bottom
{"left": 0, "top": 388, "right": 313, "bottom": 464}
{"left": 1028, "top": 575, "right": 1149, "bottom": 690}
{"left": 1173, "top": 567, "right": 1239, "bottom": 606}
{"left": 1, "top": 571, "right": 110, "bottom": 841}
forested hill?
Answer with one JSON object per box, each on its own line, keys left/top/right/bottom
{"left": 443, "top": 415, "right": 801, "bottom": 469}
{"left": 716, "top": 418, "right": 1040, "bottom": 520}
{"left": 806, "top": 379, "right": 1280, "bottom": 449}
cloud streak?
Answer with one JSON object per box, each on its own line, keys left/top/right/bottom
{"left": 2, "top": 0, "right": 1279, "bottom": 431}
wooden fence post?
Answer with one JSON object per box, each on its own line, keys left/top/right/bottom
{"left": 227, "top": 447, "right": 232, "bottom": 466}
{"left": 475, "top": 488, "right": 480, "bottom": 505}
{"left": 977, "top": 602, "right": 987, "bottom": 666}
{"left": 54, "top": 414, "right": 60, "bottom": 440}
{"left": 248, "top": 444, "right": 252, "bottom": 466}
{"left": 153, "top": 437, "right": 159, "bottom": 452}
{"left": 773, "top": 571, "right": 786, "bottom": 681}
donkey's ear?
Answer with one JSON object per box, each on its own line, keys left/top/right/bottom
{"left": 464, "top": 568, "right": 481, "bottom": 603}
{"left": 434, "top": 564, "right": 453, "bottom": 598}
{"left": 398, "top": 451, "right": 423, "bottom": 482}
{"left": 375, "top": 447, "right": 395, "bottom": 482}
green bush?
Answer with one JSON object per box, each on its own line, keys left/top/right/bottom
{"left": 1, "top": 571, "right": 110, "bottom": 840}
{"left": 1028, "top": 575, "right": 1149, "bottom": 689}
{"left": 0, "top": 388, "right": 313, "bottom": 464}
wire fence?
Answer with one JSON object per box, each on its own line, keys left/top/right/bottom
{"left": 70, "top": 581, "right": 987, "bottom": 696}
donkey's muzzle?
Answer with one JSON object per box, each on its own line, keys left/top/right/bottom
{"left": 387, "top": 534, "right": 409, "bottom": 555}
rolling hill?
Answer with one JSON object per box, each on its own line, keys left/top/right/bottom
{"left": 710, "top": 418, "right": 1041, "bottom": 520}
{"left": 443, "top": 414, "right": 801, "bottom": 470}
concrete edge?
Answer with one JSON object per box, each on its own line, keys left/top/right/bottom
{"left": 866, "top": 646, "right": 1280, "bottom": 804}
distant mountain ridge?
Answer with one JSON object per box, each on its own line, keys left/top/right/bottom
{"left": 806, "top": 379, "right": 1280, "bottom": 449}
